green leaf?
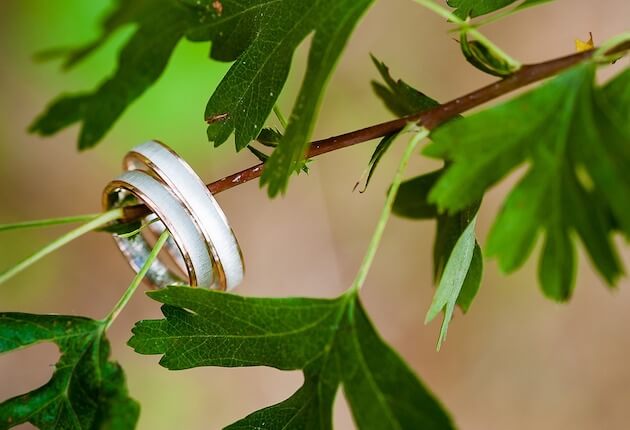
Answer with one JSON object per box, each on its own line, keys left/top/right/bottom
{"left": 392, "top": 170, "right": 442, "bottom": 219}
{"left": 371, "top": 55, "right": 440, "bottom": 117}
{"left": 459, "top": 32, "right": 516, "bottom": 77}
{"left": 249, "top": 128, "right": 310, "bottom": 174}
{"left": 257, "top": 0, "right": 375, "bottom": 196}
{"left": 226, "top": 370, "right": 337, "bottom": 429}
{"left": 256, "top": 127, "right": 284, "bottom": 147}
{"left": 393, "top": 169, "right": 483, "bottom": 315}
{"left": 129, "top": 287, "right": 454, "bottom": 429}
{"left": 31, "top": 0, "right": 374, "bottom": 168}
{"left": 433, "top": 197, "right": 480, "bottom": 281}
{"left": 425, "top": 216, "right": 478, "bottom": 349}
{"left": 30, "top": 0, "right": 198, "bottom": 150}
{"left": 424, "top": 63, "right": 628, "bottom": 301}
{"left": 455, "top": 243, "right": 482, "bottom": 312}
{"left": 354, "top": 133, "right": 397, "bottom": 193}
{"left": 0, "top": 314, "right": 138, "bottom": 429}
{"left": 446, "top": 0, "right": 553, "bottom": 18}
{"left": 246, "top": 144, "right": 270, "bottom": 164}
{"left": 447, "top": 0, "right": 518, "bottom": 18}
{"left": 356, "top": 56, "right": 440, "bottom": 193}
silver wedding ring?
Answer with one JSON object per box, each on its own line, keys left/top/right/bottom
{"left": 103, "top": 140, "right": 244, "bottom": 290}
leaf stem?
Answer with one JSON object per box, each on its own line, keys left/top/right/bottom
{"left": 593, "top": 32, "right": 630, "bottom": 63}
{"left": 459, "top": 2, "right": 536, "bottom": 29}
{"left": 0, "top": 208, "right": 123, "bottom": 286}
{"left": 102, "top": 230, "right": 170, "bottom": 329}
{"left": 348, "top": 126, "right": 429, "bottom": 294}
{"left": 412, "top": 0, "right": 521, "bottom": 70}
{"left": 116, "top": 217, "right": 160, "bottom": 239}
{"left": 0, "top": 213, "right": 103, "bottom": 233}
{"left": 273, "top": 105, "right": 289, "bottom": 130}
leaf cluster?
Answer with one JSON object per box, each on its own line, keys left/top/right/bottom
{"left": 424, "top": 64, "right": 629, "bottom": 300}
{"left": 31, "top": 0, "right": 374, "bottom": 196}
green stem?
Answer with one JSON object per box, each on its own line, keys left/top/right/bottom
{"left": 116, "top": 217, "right": 160, "bottom": 239}
{"left": 102, "top": 231, "right": 169, "bottom": 329}
{"left": 412, "top": 0, "right": 521, "bottom": 70}
{"left": 273, "top": 104, "right": 289, "bottom": 130}
{"left": 0, "top": 208, "right": 123, "bottom": 286}
{"left": 593, "top": 32, "right": 630, "bottom": 63}
{"left": 0, "top": 213, "right": 103, "bottom": 233}
{"left": 348, "top": 125, "right": 429, "bottom": 294}
{"left": 464, "top": 5, "right": 518, "bottom": 28}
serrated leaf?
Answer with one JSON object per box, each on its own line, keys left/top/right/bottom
{"left": 129, "top": 287, "right": 454, "bottom": 429}
{"left": 425, "top": 216, "right": 478, "bottom": 349}
{"left": 357, "top": 56, "right": 439, "bottom": 193}
{"left": 424, "top": 63, "right": 628, "bottom": 301}
{"left": 30, "top": 0, "right": 198, "bottom": 150}
{"left": 225, "top": 370, "right": 336, "bottom": 430}
{"left": 371, "top": 55, "right": 440, "bottom": 117}
{"left": 0, "top": 314, "right": 138, "bottom": 429}
{"left": 257, "top": 0, "right": 374, "bottom": 196}
{"left": 393, "top": 169, "right": 483, "bottom": 316}
{"left": 202, "top": 0, "right": 373, "bottom": 151}
{"left": 31, "top": 0, "right": 374, "bottom": 183}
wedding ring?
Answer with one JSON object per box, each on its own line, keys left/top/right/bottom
{"left": 124, "top": 141, "right": 244, "bottom": 291}
{"left": 103, "top": 169, "right": 215, "bottom": 289}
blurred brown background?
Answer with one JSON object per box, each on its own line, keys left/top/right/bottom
{"left": 0, "top": 1, "right": 629, "bottom": 428}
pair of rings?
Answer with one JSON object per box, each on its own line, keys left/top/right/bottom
{"left": 102, "top": 141, "right": 244, "bottom": 290}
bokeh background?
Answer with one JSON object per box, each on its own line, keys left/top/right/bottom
{"left": 0, "top": 1, "right": 629, "bottom": 429}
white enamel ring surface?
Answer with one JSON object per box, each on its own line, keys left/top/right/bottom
{"left": 103, "top": 170, "right": 215, "bottom": 289}
{"left": 124, "top": 140, "right": 244, "bottom": 291}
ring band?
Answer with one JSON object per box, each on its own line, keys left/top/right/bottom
{"left": 124, "top": 141, "right": 244, "bottom": 291}
{"left": 103, "top": 170, "right": 215, "bottom": 289}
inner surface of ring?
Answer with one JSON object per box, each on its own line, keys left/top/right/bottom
{"left": 105, "top": 189, "right": 185, "bottom": 289}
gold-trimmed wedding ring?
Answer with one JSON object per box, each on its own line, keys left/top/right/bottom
{"left": 103, "top": 141, "right": 245, "bottom": 291}
{"left": 123, "top": 141, "right": 244, "bottom": 291}
{"left": 103, "top": 170, "right": 215, "bottom": 289}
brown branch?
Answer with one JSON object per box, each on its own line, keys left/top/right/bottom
{"left": 121, "top": 46, "right": 615, "bottom": 222}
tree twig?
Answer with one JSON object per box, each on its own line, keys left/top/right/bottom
{"left": 121, "top": 45, "right": 625, "bottom": 222}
